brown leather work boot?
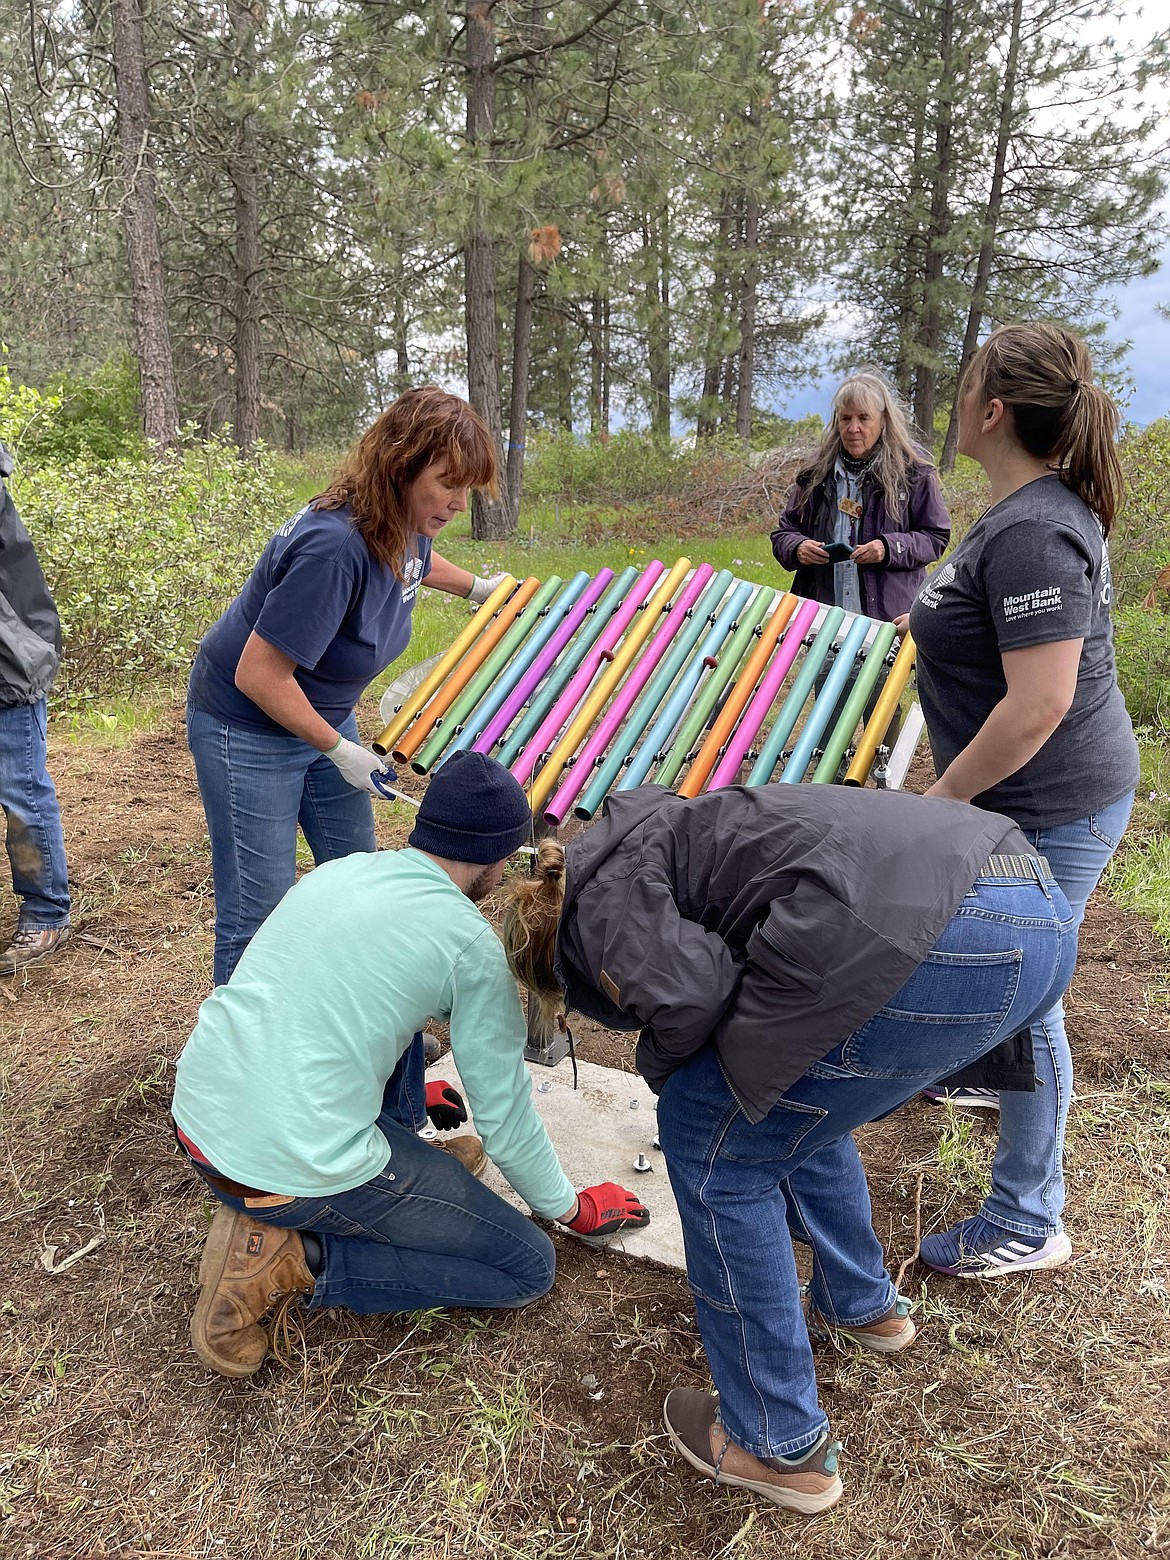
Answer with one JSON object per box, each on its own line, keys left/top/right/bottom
{"left": 190, "top": 1207, "right": 315, "bottom": 1379}
{"left": 805, "top": 1292, "right": 917, "bottom": 1355}
{"left": 435, "top": 1135, "right": 488, "bottom": 1178}
{"left": 663, "top": 1388, "right": 843, "bottom": 1513}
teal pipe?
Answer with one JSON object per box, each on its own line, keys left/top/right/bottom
{"left": 778, "top": 614, "right": 871, "bottom": 784}
{"left": 745, "top": 606, "right": 845, "bottom": 786}
{"left": 497, "top": 566, "right": 640, "bottom": 767}
{"left": 438, "top": 571, "right": 590, "bottom": 764}
{"left": 617, "top": 578, "right": 755, "bottom": 796}
{"left": 655, "top": 586, "right": 777, "bottom": 789}
{"left": 810, "top": 622, "right": 898, "bottom": 783}
{"left": 412, "top": 575, "right": 565, "bottom": 773}
{"left": 573, "top": 570, "right": 735, "bottom": 820}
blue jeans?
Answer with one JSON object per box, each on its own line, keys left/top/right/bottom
{"left": 187, "top": 696, "right": 377, "bottom": 984}
{"left": 0, "top": 698, "right": 70, "bottom": 927}
{"left": 194, "top": 1035, "right": 556, "bottom": 1313}
{"left": 656, "top": 872, "right": 1076, "bottom": 1461}
{"left": 982, "top": 791, "right": 1134, "bottom": 1236}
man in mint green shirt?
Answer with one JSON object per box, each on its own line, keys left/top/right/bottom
{"left": 173, "top": 751, "right": 649, "bottom": 1379}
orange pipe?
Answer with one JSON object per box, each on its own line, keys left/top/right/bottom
{"left": 372, "top": 574, "right": 518, "bottom": 754}
{"left": 843, "top": 634, "right": 917, "bottom": 786}
{"left": 676, "top": 593, "right": 799, "bottom": 798}
{"left": 527, "top": 558, "right": 693, "bottom": 816}
{"left": 392, "top": 577, "right": 541, "bottom": 762}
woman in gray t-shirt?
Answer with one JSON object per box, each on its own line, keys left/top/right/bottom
{"left": 904, "top": 322, "right": 1138, "bottom": 1280}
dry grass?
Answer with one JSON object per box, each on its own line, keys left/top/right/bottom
{"left": 1, "top": 704, "right": 1168, "bottom": 1558}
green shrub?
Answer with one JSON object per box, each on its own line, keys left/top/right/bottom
{"left": 1114, "top": 604, "right": 1170, "bottom": 738}
{"left": 0, "top": 352, "right": 146, "bottom": 464}
{"left": 13, "top": 440, "right": 284, "bottom": 708}
{"left": 1113, "top": 420, "right": 1170, "bottom": 608}
{"left": 522, "top": 430, "right": 703, "bottom": 504}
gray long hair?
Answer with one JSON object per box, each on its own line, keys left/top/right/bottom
{"left": 789, "top": 372, "right": 930, "bottom": 526}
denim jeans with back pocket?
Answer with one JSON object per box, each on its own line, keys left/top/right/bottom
{"left": 656, "top": 871, "right": 1076, "bottom": 1462}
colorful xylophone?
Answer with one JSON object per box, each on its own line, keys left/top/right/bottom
{"left": 374, "top": 560, "right": 924, "bottom": 825}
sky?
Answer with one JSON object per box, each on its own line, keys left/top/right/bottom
{"left": 773, "top": 248, "right": 1170, "bottom": 430}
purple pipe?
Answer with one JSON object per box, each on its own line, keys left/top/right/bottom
{"left": 543, "top": 564, "right": 715, "bottom": 824}
{"left": 472, "top": 568, "right": 615, "bottom": 756}
{"left": 510, "top": 560, "right": 665, "bottom": 787}
{"left": 707, "top": 597, "right": 820, "bottom": 790}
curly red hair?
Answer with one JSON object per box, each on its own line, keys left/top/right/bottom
{"left": 314, "top": 387, "right": 499, "bottom": 576}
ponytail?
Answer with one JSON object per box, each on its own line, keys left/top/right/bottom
{"left": 500, "top": 838, "right": 566, "bottom": 1030}
{"left": 967, "top": 323, "right": 1123, "bottom": 535}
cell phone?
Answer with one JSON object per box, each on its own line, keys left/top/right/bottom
{"left": 823, "top": 541, "right": 854, "bottom": 563}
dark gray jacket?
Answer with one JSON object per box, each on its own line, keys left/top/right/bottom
{"left": 0, "top": 443, "right": 61, "bottom": 707}
{"left": 555, "top": 784, "right": 1030, "bottom": 1122}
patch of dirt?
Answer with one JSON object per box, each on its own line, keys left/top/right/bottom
{"left": 1, "top": 705, "right": 1168, "bottom": 1559}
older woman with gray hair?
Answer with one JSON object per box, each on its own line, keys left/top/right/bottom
{"left": 771, "top": 372, "right": 950, "bottom": 622}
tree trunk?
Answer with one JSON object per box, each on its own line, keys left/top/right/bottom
{"left": 465, "top": 3, "right": 509, "bottom": 538}
{"left": 697, "top": 193, "right": 735, "bottom": 440}
{"left": 394, "top": 283, "right": 409, "bottom": 390}
{"left": 912, "top": 0, "right": 956, "bottom": 446}
{"left": 940, "top": 0, "right": 1023, "bottom": 471}
{"left": 735, "top": 188, "right": 759, "bottom": 444}
{"left": 504, "top": 249, "right": 537, "bottom": 529}
{"left": 228, "top": 0, "right": 262, "bottom": 455}
{"left": 110, "top": 0, "right": 179, "bottom": 451}
{"left": 644, "top": 209, "right": 671, "bottom": 443}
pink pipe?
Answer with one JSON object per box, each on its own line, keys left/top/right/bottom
{"left": 510, "top": 561, "right": 665, "bottom": 786}
{"left": 707, "top": 597, "right": 821, "bottom": 790}
{"left": 472, "top": 569, "right": 615, "bottom": 755}
{"left": 543, "top": 565, "right": 716, "bottom": 824}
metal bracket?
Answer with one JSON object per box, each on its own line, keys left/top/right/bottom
{"left": 524, "top": 1003, "right": 571, "bottom": 1067}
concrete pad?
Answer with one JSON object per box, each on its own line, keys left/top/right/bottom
{"left": 425, "top": 1055, "right": 685, "bottom": 1270}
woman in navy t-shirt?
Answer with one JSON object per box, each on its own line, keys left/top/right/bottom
{"left": 902, "top": 324, "right": 1138, "bottom": 1281}
{"left": 188, "top": 387, "right": 505, "bottom": 985}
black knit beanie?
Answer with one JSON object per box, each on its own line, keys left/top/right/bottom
{"left": 409, "top": 750, "right": 532, "bottom": 865}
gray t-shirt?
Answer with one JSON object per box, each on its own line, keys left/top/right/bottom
{"left": 908, "top": 474, "right": 1137, "bottom": 828}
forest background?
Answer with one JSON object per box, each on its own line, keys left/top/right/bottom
{"left": 2, "top": 0, "right": 1170, "bottom": 894}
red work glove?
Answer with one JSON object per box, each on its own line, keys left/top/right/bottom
{"left": 425, "top": 1080, "right": 468, "bottom": 1131}
{"left": 563, "top": 1183, "right": 651, "bottom": 1243}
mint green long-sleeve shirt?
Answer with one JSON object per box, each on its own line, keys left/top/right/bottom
{"left": 172, "top": 848, "right": 576, "bottom": 1220}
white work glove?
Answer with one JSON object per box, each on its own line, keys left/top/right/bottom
{"left": 466, "top": 571, "right": 510, "bottom": 606}
{"left": 325, "top": 735, "right": 393, "bottom": 795}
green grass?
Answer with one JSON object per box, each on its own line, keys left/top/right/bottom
{"left": 1105, "top": 733, "right": 1170, "bottom": 940}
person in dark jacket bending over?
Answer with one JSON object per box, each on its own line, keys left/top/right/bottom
{"left": 770, "top": 374, "right": 950, "bottom": 749}
{"left": 0, "top": 442, "right": 71, "bottom": 973}
{"left": 502, "top": 783, "right": 1075, "bottom": 1514}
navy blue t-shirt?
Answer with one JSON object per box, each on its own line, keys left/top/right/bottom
{"left": 189, "top": 504, "right": 432, "bottom": 732}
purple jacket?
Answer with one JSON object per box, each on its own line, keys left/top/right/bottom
{"left": 770, "top": 457, "right": 950, "bottom": 620}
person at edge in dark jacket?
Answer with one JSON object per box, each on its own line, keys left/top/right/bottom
{"left": 770, "top": 372, "right": 950, "bottom": 752}
{"left": 0, "top": 441, "right": 71, "bottom": 973}
{"left": 900, "top": 323, "right": 1139, "bottom": 1280}
{"left": 500, "top": 783, "right": 1076, "bottom": 1514}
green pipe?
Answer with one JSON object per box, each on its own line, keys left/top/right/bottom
{"left": 412, "top": 575, "right": 564, "bottom": 774}
{"left": 810, "top": 622, "right": 898, "bottom": 784}
{"left": 497, "top": 566, "right": 641, "bottom": 767}
{"left": 745, "top": 606, "right": 845, "bottom": 786}
{"left": 655, "top": 586, "right": 777, "bottom": 789}
{"left": 574, "top": 570, "right": 736, "bottom": 819}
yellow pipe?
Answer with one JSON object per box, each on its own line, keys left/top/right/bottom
{"left": 392, "top": 577, "right": 541, "bottom": 762}
{"left": 372, "top": 575, "right": 518, "bottom": 755}
{"left": 843, "top": 634, "right": 916, "bottom": 786}
{"left": 527, "top": 558, "right": 693, "bottom": 816}
{"left": 677, "top": 593, "right": 798, "bottom": 798}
